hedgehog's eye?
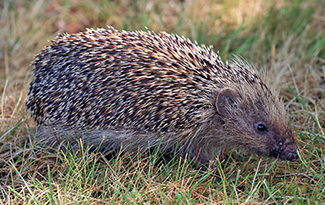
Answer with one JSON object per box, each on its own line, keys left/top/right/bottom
{"left": 256, "top": 123, "right": 267, "bottom": 133}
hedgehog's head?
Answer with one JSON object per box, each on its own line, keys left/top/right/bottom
{"left": 214, "top": 85, "right": 298, "bottom": 162}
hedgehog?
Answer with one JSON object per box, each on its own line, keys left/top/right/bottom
{"left": 26, "top": 27, "right": 298, "bottom": 166}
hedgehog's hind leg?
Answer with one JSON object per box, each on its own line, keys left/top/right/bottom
{"left": 35, "top": 125, "right": 122, "bottom": 154}
{"left": 35, "top": 125, "right": 166, "bottom": 155}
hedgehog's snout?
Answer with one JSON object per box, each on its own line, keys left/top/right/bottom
{"left": 286, "top": 150, "right": 298, "bottom": 162}
{"left": 269, "top": 141, "right": 298, "bottom": 162}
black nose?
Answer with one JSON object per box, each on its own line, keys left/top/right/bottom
{"left": 270, "top": 147, "right": 298, "bottom": 162}
{"left": 287, "top": 150, "right": 298, "bottom": 162}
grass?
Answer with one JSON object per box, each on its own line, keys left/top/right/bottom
{"left": 0, "top": 0, "right": 324, "bottom": 203}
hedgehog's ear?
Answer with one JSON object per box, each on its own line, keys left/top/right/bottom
{"left": 216, "top": 87, "right": 240, "bottom": 116}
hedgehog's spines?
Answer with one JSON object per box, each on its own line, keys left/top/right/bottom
{"left": 26, "top": 26, "right": 297, "bottom": 163}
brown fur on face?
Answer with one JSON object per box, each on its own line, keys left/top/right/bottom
{"left": 26, "top": 27, "right": 297, "bottom": 164}
{"left": 210, "top": 84, "right": 297, "bottom": 162}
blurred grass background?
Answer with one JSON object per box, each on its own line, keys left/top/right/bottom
{"left": 0, "top": 0, "right": 324, "bottom": 204}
